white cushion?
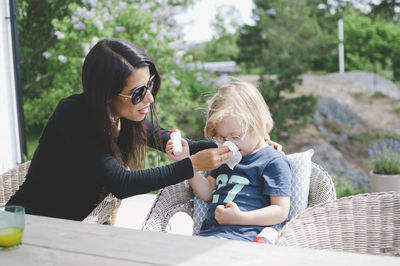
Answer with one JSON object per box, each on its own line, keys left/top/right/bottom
{"left": 192, "top": 149, "right": 314, "bottom": 234}
{"left": 285, "top": 149, "right": 313, "bottom": 221}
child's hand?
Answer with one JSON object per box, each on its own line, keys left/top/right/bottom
{"left": 166, "top": 138, "right": 190, "bottom": 162}
{"left": 214, "top": 201, "right": 242, "bottom": 225}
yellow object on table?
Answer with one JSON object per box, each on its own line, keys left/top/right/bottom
{"left": 0, "top": 227, "right": 23, "bottom": 248}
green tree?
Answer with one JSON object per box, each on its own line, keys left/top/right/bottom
{"left": 18, "top": 0, "right": 216, "bottom": 137}
{"left": 18, "top": 0, "right": 222, "bottom": 164}
{"left": 369, "top": 0, "right": 400, "bottom": 21}
{"left": 17, "top": 0, "right": 80, "bottom": 136}
{"left": 343, "top": 7, "right": 400, "bottom": 81}
{"left": 237, "top": 0, "right": 321, "bottom": 140}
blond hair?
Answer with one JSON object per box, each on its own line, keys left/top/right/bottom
{"left": 204, "top": 80, "right": 273, "bottom": 140}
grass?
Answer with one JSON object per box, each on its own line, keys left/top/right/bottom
{"left": 371, "top": 91, "right": 387, "bottom": 98}
{"left": 391, "top": 106, "right": 400, "bottom": 115}
{"left": 349, "top": 91, "right": 364, "bottom": 100}
{"left": 351, "top": 131, "right": 400, "bottom": 144}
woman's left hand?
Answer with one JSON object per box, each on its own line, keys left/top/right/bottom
{"left": 267, "top": 139, "right": 284, "bottom": 155}
{"left": 166, "top": 138, "right": 190, "bottom": 161}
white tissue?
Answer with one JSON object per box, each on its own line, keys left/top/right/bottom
{"left": 221, "top": 141, "right": 242, "bottom": 170}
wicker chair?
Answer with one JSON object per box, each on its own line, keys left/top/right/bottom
{"left": 275, "top": 191, "right": 400, "bottom": 256}
{"left": 0, "top": 161, "right": 119, "bottom": 224}
{"left": 142, "top": 162, "right": 337, "bottom": 232}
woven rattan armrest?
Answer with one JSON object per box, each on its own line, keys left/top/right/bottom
{"left": 142, "top": 180, "right": 194, "bottom": 232}
{"left": 0, "top": 161, "right": 118, "bottom": 224}
{"left": 0, "top": 161, "right": 31, "bottom": 207}
{"left": 308, "top": 162, "right": 336, "bottom": 207}
{"left": 83, "top": 193, "right": 120, "bottom": 224}
{"left": 275, "top": 191, "right": 400, "bottom": 256}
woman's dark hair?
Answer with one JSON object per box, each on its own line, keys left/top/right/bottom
{"left": 82, "top": 38, "right": 161, "bottom": 169}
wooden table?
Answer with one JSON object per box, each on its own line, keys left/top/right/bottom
{"left": 1, "top": 215, "right": 399, "bottom": 265}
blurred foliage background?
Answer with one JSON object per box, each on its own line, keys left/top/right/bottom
{"left": 17, "top": 0, "right": 400, "bottom": 173}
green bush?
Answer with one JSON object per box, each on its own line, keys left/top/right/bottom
{"left": 332, "top": 175, "right": 364, "bottom": 198}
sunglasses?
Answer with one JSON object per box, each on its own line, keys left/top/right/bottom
{"left": 118, "top": 75, "right": 156, "bottom": 105}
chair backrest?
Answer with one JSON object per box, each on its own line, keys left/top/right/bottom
{"left": 308, "top": 162, "right": 336, "bottom": 207}
{"left": 143, "top": 161, "right": 337, "bottom": 233}
{"left": 0, "top": 161, "right": 31, "bottom": 207}
{"left": 0, "top": 161, "right": 118, "bottom": 224}
{"left": 275, "top": 191, "right": 400, "bottom": 256}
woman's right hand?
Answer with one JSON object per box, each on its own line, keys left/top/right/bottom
{"left": 189, "top": 146, "right": 232, "bottom": 173}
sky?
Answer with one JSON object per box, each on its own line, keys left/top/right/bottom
{"left": 175, "top": 0, "right": 255, "bottom": 44}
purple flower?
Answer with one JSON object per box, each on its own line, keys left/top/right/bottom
{"left": 72, "top": 16, "right": 79, "bottom": 23}
{"left": 150, "top": 23, "right": 157, "bottom": 34}
{"left": 119, "top": 2, "right": 127, "bottom": 10}
{"left": 169, "top": 76, "right": 181, "bottom": 87}
{"left": 91, "top": 37, "right": 99, "bottom": 47}
{"left": 141, "top": 3, "right": 154, "bottom": 11}
{"left": 175, "top": 50, "right": 185, "bottom": 60}
{"left": 83, "top": 43, "right": 90, "bottom": 55}
{"left": 74, "top": 21, "right": 86, "bottom": 30}
{"left": 368, "top": 147, "right": 374, "bottom": 157}
{"left": 93, "top": 18, "right": 104, "bottom": 31}
{"left": 75, "top": 7, "right": 95, "bottom": 19}
{"left": 55, "top": 31, "right": 65, "bottom": 40}
{"left": 156, "top": 32, "right": 164, "bottom": 41}
{"left": 102, "top": 8, "right": 114, "bottom": 21}
{"left": 82, "top": 0, "right": 98, "bottom": 8}
{"left": 115, "top": 26, "right": 126, "bottom": 32}
{"left": 58, "top": 55, "right": 67, "bottom": 63}
{"left": 42, "top": 51, "right": 51, "bottom": 59}
{"left": 168, "top": 41, "right": 180, "bottom": 50}
{"left": 379, "top": 140, "right": 387, "bottom": 151}
{"left": 394, "top": 140, "right": 400, "bottom": 149}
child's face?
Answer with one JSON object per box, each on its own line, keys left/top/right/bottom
{"left": 214, "top": 117, "right": 265, "bottom": 156}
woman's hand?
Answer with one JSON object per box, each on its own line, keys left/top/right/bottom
{"left": 189, "top": 146, "right": 232, "bottom": 173}
{"left": 166, "top": 139, "right": 190, "bottom": 162}
{"left": 266, "top": 139, "right": 284, "bottom": 155}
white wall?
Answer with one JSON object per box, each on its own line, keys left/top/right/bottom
{"left": 0, "top": 0, "right": 22, "bottom": 173}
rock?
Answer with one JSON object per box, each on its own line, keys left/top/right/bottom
{"left": 306, "top": 142, "right": 369, "bottom": 191}
{"left": 316, "top": 97, "right": 363, "bottom": 126}
{"left": 327, "top": 71, "right": 400, "bottom": 99}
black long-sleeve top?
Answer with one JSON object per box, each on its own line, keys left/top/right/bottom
{"left": 7, "top": 94, "right": 216, "bottom": 221}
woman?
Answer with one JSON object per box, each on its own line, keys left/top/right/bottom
{"left": 7, "top": 38, "right": 232, "bottom": 221}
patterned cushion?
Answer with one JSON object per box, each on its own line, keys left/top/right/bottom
{"left": 192, "top": 149, "right": 314, "bottom": 235}
{"left": 193, "top": 194, "right": 208, "bottom": 235}
{"left": 285, "top": 149, "right": 313, "bottom": 221}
